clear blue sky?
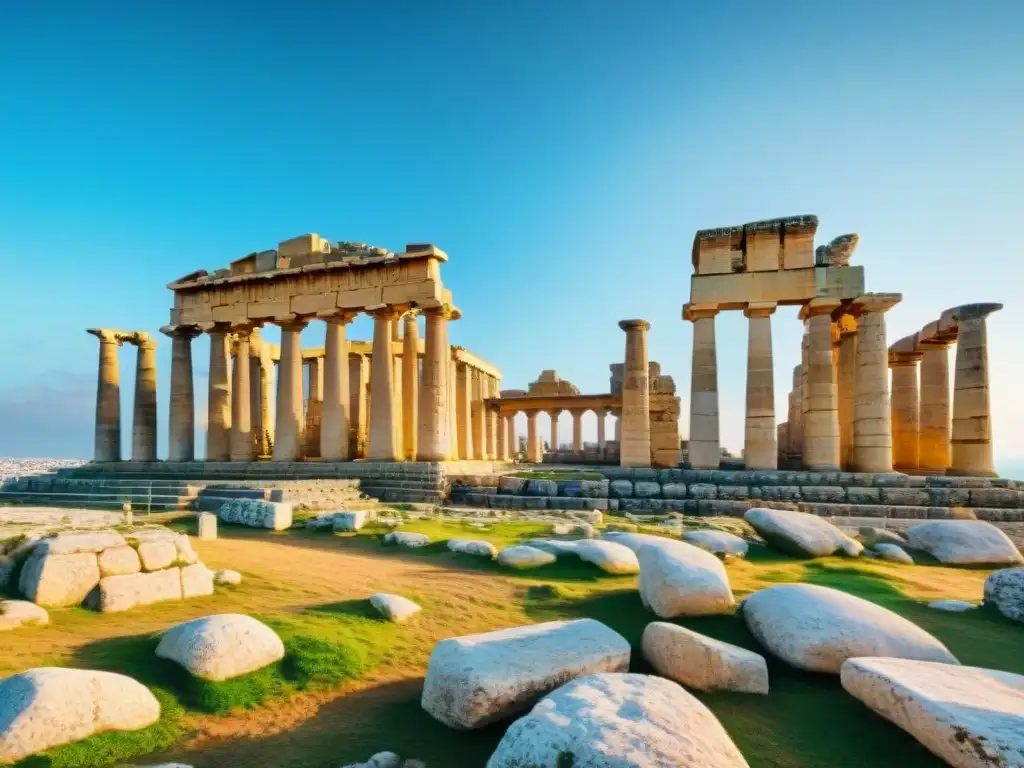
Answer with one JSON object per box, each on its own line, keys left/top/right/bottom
{"left": 1, "top": 1, "right": 1022, "bottom": 475}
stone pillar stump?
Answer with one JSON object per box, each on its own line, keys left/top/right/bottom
{"left": 619, "top": 319, "right": 652, "bottom": 467}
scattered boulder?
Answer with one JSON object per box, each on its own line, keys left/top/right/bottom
{"left": 97, "top": 546, "right": 142, "bottom": 577}
{"left": 19, "top": 551, "right": 100, "bottom": 607}
{"left": 384, "top": 531, "right": 430, "bottom": 548}
{"left": 743, "top": 583, "right": 957, "bottom": 673}
{"left": 602, "top": 531, "right": 668, "bottom": 552}
{"left": 218, "top": 498, "right": 293, "bottom": 531}
{"left": 874, "top": 543, "right": 914, "bottom": 564}
{"left": 573, "top": 522, "right": 597, "bottom": 539}
{"left": 333, "top": 510, "right": 374, "bottom": 532}
{"left": 37, "top": 530, "right": 127, "bottom": 555}
{"left": 859, "top": 526, "right": 908, "bottom": 550}
{"left": 137, "top": 540, "right": 177, "bottom": 572}
{"left": 129, "top": 529, "right": 197, "bottom": 565}
{"left": 0, "top": 600, "right": 49, "bottom": 631}
{"left": 180, "top": 563, "right": 214, "bottom": 599}
{"left": 928, "top": 600, "right": 978, "bottom": 612}
{"left": 447, "top": 539, "right": 498, "bottom": 558}
{"left": 906, "top": 520, "right": 1024, "bottom": 566}
{"left": 983, "top": 567, "right": 1024, "bottom": 623}
{"left": 0, "top": 667, "right": 160, "bottom": 764}
{"left": 340, "top": 752, "right": 425, "bottom": 768}
{"left": 97, "top": 568, "right": 183, "bottom": 613}
{"left": 745, "top": 508, "right": 862, "bottom": 558}
{"left": 497, "top": 545, "right": 556, "bottom": 569}
{"left": 638, "top": 538, "right": 735, "bottom": 617}
{"left": 487, "top": 673, "right": 750, "bottom": 767}
{"left": 571, "top": 540, "right": 640, "bottom": 574}
{"left": 156, "top": 613, "right": 285, "bottom": 681}
{"left": 370, "top": 593, "right": 422, "bottom": 623}
{"left": 214, "top": 569, "right": 242, "bottom": 586}
{"left": 642, "top": 622, "right": 768, "bottom": 694}
{"left": 682, "top": 530, "right": 750, "bottom": 559}
{"left": 841, "top": 657, "right": 1024, "bottom": 768}
{"left": 523, "top": 539, "right": 579, "bottom": 556}
{"left": 421, "top": 618, "right": 630, "bottom": 729}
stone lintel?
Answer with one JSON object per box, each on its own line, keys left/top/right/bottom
{"left": 798, "top": 298, "right": 842, "bottom": 320}
{"left": 846, "top": 292, "right": 901, "bottom": 316}
{"left": 315, "top": 308, "right": 359, "bottom": 323}
{"left": 682, "top": 303, "right": 720, "bottom": 322}
{"left": 743, "top": 301, "right": 777, "bottom": 319}
{"left": 949, "top": 302, "right": 1003, "bottom": 323}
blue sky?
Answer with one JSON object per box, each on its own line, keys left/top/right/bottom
{"left": 1, "top": 1, "right": 1022, "bottom": 475}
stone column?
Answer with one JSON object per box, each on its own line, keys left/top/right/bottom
{"left": 248, "top": 330, "right": 271, "bottom": 458}
{"left": 619, "top": 318, "right": 652, "bottom": 467}
{"left": 497, "top": 413, "right": 509, "bottom": 460}
{"left": 349, "top": 353, "right": 369, "bottom": 458}
{"left": 416, "top": 306, "right": 452, "bottom": 461}
{"left": 507, "top": 413, "right": 518, "bottom": 460}
{"left": 127, "top": 333, "right": 158, "bottom": 462}
{"left": 571, "top": 410, "right": 584, "bottom": 452}
{"left": 162, "top": 326, "right": 199, "bottom": 462}
{"left": 548, "top": 410, "right": 560, "bottom": 454}
{"left": 743, "top": 303, "right": 777, "bottom": 470}
{"left": 321, "top": 312, "right": 355, "bottom": 461}
{"left": 949, "top": 303, "right": 1002, "bottom": 476}
{"left": 852, "top": 294, "right": 900, "bottom": 473}
{"left": 272, "top": 317, "right": 308, "bottom": 461}
{"left": 836, "top": 318, "right": 858, "bottom": 470}
{"left": 87, "top": 329, "right": 124, "bottom": 462}
{"left": 470, "top": 368, "right": 485, "bottom": 460}
{"left": 800, "top": 324, "right": 810, "bottom": 441}
{"left": 684, "top": 307, "right": 718, "bottom": 469}
{"left": 889, "top": 341, "right": 922, "bottom": 472}
{"left": 918, "top": 342, "right": 952, "bottom": 473}
{"left": 613, "top": 409, "right": 622, "bottom": 442}
{"left": 597, "top": 410, "right": 607, "bottom": 457}
{"left": 230, "top": 326, "right": 255, "bottom": 462}
{"left": 401, "top": 312, "right": 420, "bottom": 461}
{"left": 787, "top": 365, "right": 802, "bottom": 458}
{"left": 455, "top": 362, "right": 472, "bottom": 459}
{"left": 368, "top": 307, "right": 400, "bottom": 461}
{"left": 526, "top": 410, "right": 542, "bottom": 462}
{"left": 801, "top": 299, "right": 842, "bottom": 471}
{"left": 485, "top": 377, "right": 498, "bottom": 461}
{"left": 206, "top": 325, "right": 232, "bottom": 461}
{"left": 447, "top": 355, "right": 458, "bottom": 460}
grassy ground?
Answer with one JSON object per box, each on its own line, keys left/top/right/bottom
{"left": 3, "top": 517, "right": 1019, "bottom": 767}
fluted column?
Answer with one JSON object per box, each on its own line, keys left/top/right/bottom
{"left": 349, "top": 353, "right": 369, "bottom": 458}
{"left": 401, "top": 312, "right": 420, "bottom": 461}
{"left": 447, "top": 355, "right": 458, "bottom": 459}
{"left": 127, "top": 333, "right": 157, "bottom": 462}
{"left": 837, "top": 318, "right": 858, "bottom": 470}
{"left": 368, "top": 307, "right": 400, "bottom": 461}
{"left": 949, "top": 303, "right": 1002, "bottom": 476}
{"left": 470, "top": 368, "right": 485, "bottom": 460}
{"left": 526, "top": 410, "right": 542, "bottom": 462}
{"left": 800, "top": 324, "right": 810, "bottom": 445}
{"left": 507, "top": 413, "right": 518, "bottom": 460}
{"left": 206, "top": 325, "right": 232, "bottom": 461}
{"left": 684, "top": 306, "right": 718, "bottom": 469}
{"left": 852, "top": 294, "right": 900, "bottom": 473}
{"left": 485, "top": 377, "right": 498, "bottom": 460}
{"left": 162, "top": 325, "right": 199, "bottom": 462}
{"left": 571, "top": 410, "right": 584, "bottom": 452}
{"left": 801, "top": 299, "right": 842, "bottom": 471}
{"left": 497, "top": 413, "right": 509, "bottom": 460}
{"left": 918, "top": 342, "right": 952, "bottom": 473}
{"left": 248, "top": 330, "right": 272, "bottom": 458}
{"left": 230, "top": 326, "right": 255, "bottom": 461}
{"left": 273, "top": 317, "right": 307, "bottom": 461}
{"left": 743, "top": 303, "right": 777, "bottom": 470}
{"left": 548, "top": 410, "right": 560, "bottom": 454}
{"left": 597, "top": 409, "right": 607, "bottom": 458}
{"left": 321, "top": 312, "right": 355, "bottom": 461}
{"left": 788, "top": 364, "right": 802, "bottom": 458}
{"left": 416, "top": 306, "right": 452, "bottom": 461}
{"left": 455, "top": 362, "right": 471, "bottom": 460}
{"left": 618, "top": 318, "right": 652, "bottom": 467}
{"left": 889, "top": 343, "right": 922, "bottom": 472}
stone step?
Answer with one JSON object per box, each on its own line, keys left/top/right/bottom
{"left": 359, "top": 486, "right": 444, "bottom": 504}
{"left": 0, "top": 491, "right": 191, "bottom": 512}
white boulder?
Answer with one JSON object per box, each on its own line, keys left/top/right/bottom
{"left": 907, "top": 520, "right": 1024, "bottom": 566}
{"left": 421, "top": 618, "right": 630, "bottom": 729}
{"left": 137, "top": 540, "right": 177, "bottom": 572}
{"left": 19, "top": 551, "right": 100, "bottom": 607}
{"left": 0, "top": 600, "right": 49, "bottom": 631}
{"left": 36, "top": 530, "right": 127, "bottom": 555}
{"left": 638, "top": 538, "right": 734, "bottom": 617}
{"left": 744, "top": 507, "right": 862, "bottom": 558}
{"left": 487, "top": 673, "right": 750, "bottom": 767}
{"left": 97, "top": 546, "right": 142, "bottom": 577}
{"left": 841, "top": 657, "right": 1024, "bottom": 768}
{"left": 334, "top": 510, "right": 374, "bottom": 532}
{"left": 642, "top": 622, "right": 768, "bottom": 694}
{"left": 218, "top": 498, "right": 293, "bottom": 531}
{"left": 180, "top": 563, "right": 214, "bottom": 599}
{"left": 447, "top": 538, "right": 498, "bottom": 558}
{"left": 156, "top": 613, "right": 285, "bottom": 681}
{"left": 97, "top": 568, "right": 182, "bottom": 613}
{"left": 523, "top": 539, "right": 579, "bottom": 556}
{"left": 859, "top": 526, "right": 909, "bottom": 549}
{"left": 370, "top": 593, "right": 422, "bottom": 623}
{"left": 384, "top": 531, "right": 430, "bottom": 548}
{"left": 601, "top": 531, "right": 667, "bottom": 552}
{"left": 874, "top": 543, "right": 914, "bottom": 564}
{"left": 497, "top": 545, "right": 556, "bottom": 569}
{"left": 197, "top": 512, "right": 217, "bottom": 540}
{"left": 214, "top": 569, "right": 242, "bottom": 586}
{"left": 0, "top": 667, "right": 160, "bottom": 764}
{"left": 743, "top": 583, "right": 957, "bottom": 673}
{"left": 682, "top": 529, "right": 750, "bottom": 559}
{"left": 572, "top": 540, "right": 640, "bottom": 574}
{"left": 984, "top": 566, "right": 1024, "bottom": 623}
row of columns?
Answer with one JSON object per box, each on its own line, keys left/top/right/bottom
{"left": 515, "top": 407, "right": 619, "bottom": 462}
{"left": 87, "top": 329, "right": 159, "bottom": 463}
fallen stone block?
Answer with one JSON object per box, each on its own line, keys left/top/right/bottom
{"left": 642, "top": 622, "right": 768, "bottom": 694}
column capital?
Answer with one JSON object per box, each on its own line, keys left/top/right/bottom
{"left": 271, "top": 314, "right": 309, "bottom": 332}
{"left": 618, "top": 318, "right": 651, "bottom": 332}
{"left": 229, "top": 323, "right": 257, "bottom": 339}
{"left": 87, "top": 328, "right": 131, "bottom": 345}
{"left": 798, "top": 298, "right": 842, "bottom": 320}
{"left": 743, "top": 302, "right": 777, "bottom": 319}
{"left": 948, "top": 302, "right": 1003, "bottom": 324}
{"left": 683, "top": 303, "right": 719, "bottom": 322}
{"left": 316, "top": 309, "right": 359, "bottom": 324}
{"left": 421, "top": 303, "right": 456, "bottom": 320}
{"left": 548, "top": 407, "right": 563, "bottom": 418}
{"left": 123, "top": 331, "right": 157, "bottom": 350}
{"left": 366, "top": 303, "right": 401, "bottom": 319}
{"left": 198, "top": 321, "right": 232, "bottom": 334}
{"left": 160, "top": 324, "right": 202, "bottom": 340}
{"left": 889, "top": 333, "right": 923, "bottom": 366}
{"left": 851, "top": 292, "right": 902, "bottom": 315}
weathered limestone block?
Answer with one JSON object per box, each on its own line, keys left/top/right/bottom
{"left": 608, "top": 479, "right": 634, "bottom": 498}
{"left": 744, "top": 507, "right": 862, "bottom": 558}
{"left": 633, "top": 480, "right": 661, "bottom": 498}
{"left": 801, "top": 486, "right": 847, "bottom": 503}
{"left": 682, "top": 530, "right": 749, "bottom": 558}
{"left": 497, "top": 476, "right": 527, "bottom": 494}
{"left": 19, "top": 552, "right": 100, "bottom": 607}
{"left": 661, "top": 482, "right": 688, "bottom": 499}
{"left": 197, "top": 513, "right": 217, "bottom": 540}
{"left": 214, "top": 569, "right": 242, "bottom": 586}
{"left": 98, "top": 546, "right": 142, "bottom": 577}
{"left": 333, "top": 510, "right": 373, "bottom": 532}
{"left": 180, "top": 563, "right": 214, "bottom": 599}
{"left": 689, "top": 483, "right": 718, "bottom": 500}
{"left": 578, "top": 479, "right": 609, "bottom": 498}
{"left": 497, "top": 545, "right": 556, "bottom": 569}
{"left": 638, "top": 538, "right": 734, "bottom": 617}
{"left": 983, "top": 567, "right": 1024, "bottom": 623}
{"left": 487, "top": 673, "right": 750, "bottom": 768}
{"left": 969, "top": 488, "right": 1022, "bottom": 508}
{"left": 848, "top": 487, "right": 882, "bottom": 505}
{"left": 572, "top": 540, "right": 640, "bottom": 574}
{"left": 874, "top": 543, "right": 914, "bottom": 564}
{"left": 138, "top": 540, "right": 177, "bottom": 572}
{"left": 642, "top": 622, "right": 768, "bottom": 694}
{"left": 384, "top": 531, "right": 430, "bottom": 548}
{"left": 841, "top": 657, "right": 1024, "bottom": 768}
{"left": 421, "top": 619, "right": 630, "bottom": 729}
{"left": 881, "top": 488, "right": 931, "bottom": 507}
{"left": 525, "top": 479, "right": 557, "bottom": 497}
{"left": 0, "top": 600, "right": 49, "bottom": 631}
{"left": 370, "top": 593, "right": 422, "bottom": 623}
{"left": 743, "top": 584, "right": 956, "bottom": 673}
{"left": 906, "top": 520, "right": 1024, "bottom": 565}
{"left": 156, "top": 614, "right": 285, "bottom": 681}
{"left": 218, "top": 499, "right": 293, "bottom": 530}
{"left": 97, "top": 568, "right": 183, "bottom": 613}
{"left": 447, "top": 539, "right": 498, "bottom": 558}
{"left": 37, "top": 531, "right": 127, "bottom": 555}
{"left": 0, "top": 668, "right": 161, "bottom": 764}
